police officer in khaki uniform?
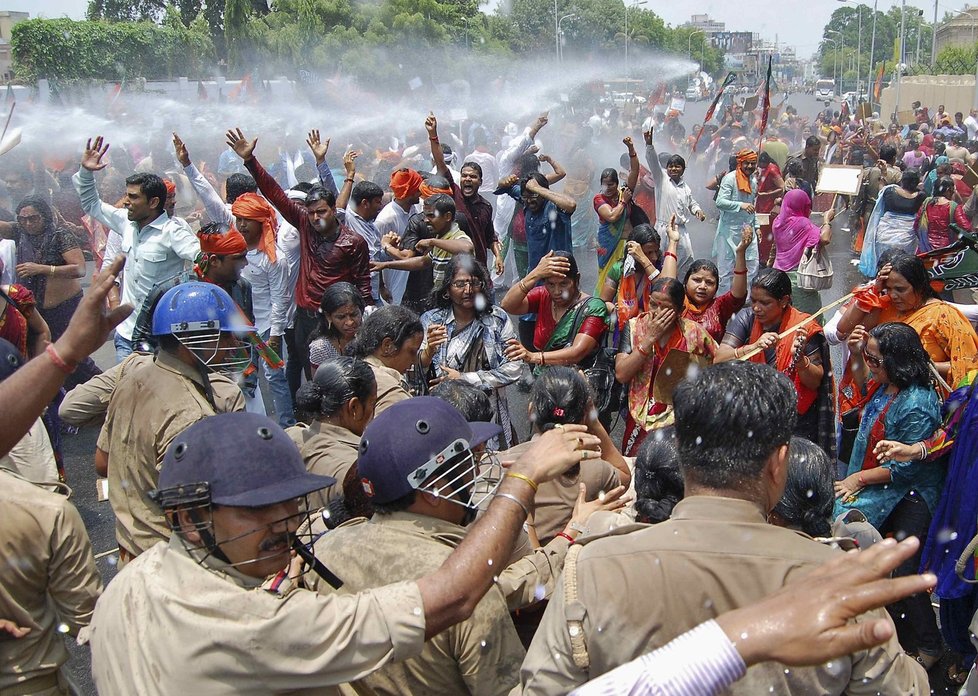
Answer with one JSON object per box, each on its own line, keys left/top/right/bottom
{"left": 287, "top": 357, "right": 376, "bottom": 509}
{"left": 350, "top": 304, "right": 420, "bottom": 413}
{"left": 520, "top": 361, "right": 929, "bottom": 695}
{"left": 0, "top": 339, "right": 102, "bottom": 696}
{"left": 310, "top": 396, "right": 524, "bottom": 695}
{"left": 84, "top": 404, "right": 603, "bottom": 694}
{"left": 62, "top": 281, "right": 248, "bottom": 562}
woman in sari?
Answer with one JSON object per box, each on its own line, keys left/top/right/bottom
{"left": 770, "top": 188, "right": 834, "bottom": 316}
{"left": 716, "top": 268, "right": 837, "bottom": 457}
{"left": 421, "top": 255, "right": 521, "bottom": 448}
{"left": 593, "top": 137, "right": 642, "bottom": 293}
{"left": 858, "top": 169, "right": 926, "bottom": 276}
{"left": 915, "top": 176, "right": 971, "bottom": 252}
{"left": 834, "top": 322, "right": 942, "bottom": 668}
{"left": 838, "top": 252, "right": 978, "bottom": 389}
{"left": 754, "top": 151, "right": 784, "bottom": 265}
{"left": 658, "top": 221, "right": 750, "bottom": 342}
{"left": 598, "top": 223, "right": 660, "bottom": 340}
{"left": 614, "top": 277, "right": 717, "bottom": 456}
{"left": 501, "top": 251, "right": 608, "bottom": 372}
{"left": 0, "top": 195, "right": 99, "bottom": 387}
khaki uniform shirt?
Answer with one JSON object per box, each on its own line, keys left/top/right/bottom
{"left": 0, "top": 470, "right": 101, "bottom": 694}
{"left": 520, "top": 496, "right": 928, "bottom": 695}
{"left": 82, "top": 538, "right": 426, "bottom": 695}
{"left": 0, "top": 417, "right": 58, "bottom": 485}
{"left": 498, "top": 440, "right": 621, "bottom": 543}
{"left": 363, "top": 355, "right": 410, "bottom": 415}
{"left": 99, "top": 351, "right": 245, "bottom": 556}
{"left": 310, "top": 512, "right": 525, "bottom": 695}
{"left": 286, "top": 421, "right": 360, "bottom": 509}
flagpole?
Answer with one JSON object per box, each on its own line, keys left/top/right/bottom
{"left": 692, "top": 72, "right": 735, "bottom": 153}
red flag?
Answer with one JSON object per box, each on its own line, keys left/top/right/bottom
{"left": 872, "top": 62, "right": 886, "bottom": 104}
{"left": 197, "top": 81, "right": 208, "bottom": 101}
{"left": 756, "top": 58, "right": 773, "bottom": 151}
{"left": 692, "top": 72, "right": 736, "bottom": 153}
{"left": 648, "top": 82, "right": 667, "bottom": 109}
{"left": 228, "top": 73, "right": 251, "bottom": 102}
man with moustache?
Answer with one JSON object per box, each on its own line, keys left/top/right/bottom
{"left": 225, "top": 127, "right": 372, "bottom": 380}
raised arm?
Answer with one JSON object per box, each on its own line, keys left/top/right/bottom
{"left": 71, "top": 136, "right": 130, "bottom": 234}
{"left": 306, "top": 129, "right": 338, "bottom": 196}
{"left": 425, "top": 112, "right": 451, "bottom": 180}
{"left": 174, "top": 132, "right": 232, "bottom": 228}
{"left": 500, "top": 252, "right": 570, "bottom": 315}
{"left": 643, "top": 128, "right": 664, "bottom": 187}
{"left": 336, "top": 150, "right": 360, "bottom": 212}
{"left": 228, "top": 127, "right": 306, "bottom": 231}
{"left": 659, "top": 216, "right": 680, "bottom": 279}
{"left": 623, "top": 137, "right": 639, "bottom": 191}
{"left": 731, "top": 226, "right": 752, "bottom": 300}
{"left": 416, "top": 426, "right": 600, "bottom": 638}
{"left": 528, "top": 177, "right": 576, "bottom": 214}
{"left": 539, "top": 153, "right": 566, "bottom": 185}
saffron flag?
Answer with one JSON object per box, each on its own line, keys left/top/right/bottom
{"left": 872, "top": 62, "right": 885, "bottom": 103}
{"left": 756, "top": 58, "right": 773, "bottom": 148}
{"left": 920, "top": 232, "right": 978, "bottom": 291}
{"left": 692, "top": 72, "right": 736, "bottom": 152}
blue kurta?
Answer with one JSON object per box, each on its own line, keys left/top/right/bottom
{"left": 712, "top": 171, "right": 759, "bottom": 293}
{"left": 834, "top": 385, "right": 943, "bottom": 529}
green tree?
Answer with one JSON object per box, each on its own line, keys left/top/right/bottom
{"left": 935, "top": 42, "right": 978, "bottom": 74}
{"left": 87, "top": 0, "right": 167, "bottom": 22}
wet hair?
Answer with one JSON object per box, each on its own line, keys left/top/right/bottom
{"left": 870, "top": 322, "right": 933, "bottom": 390}
{"left": 295, "top": 357, "right": 376, "bottom": 420}
{"left": 934, "top": 177, "right": 955, "bottom": 199}
{"left": 225, "top": 173, "right": 257, "bottom": 204}
{"left": 632, "top": 428, "right": 683, "bottom": 524}
{"left": 750, "top": 267, "right": 792, "bottom": 301}
{"left": 15, "top": 195, "right": 54, "bottom": 230}
{"left": 879, "top": 144, "right": 897, "bottom": 164}
{"left": 784, "top": 159, "right": 804, "bottom": 177}
{"left": 549, "top": 250, "right": 580, "bottom": 283}
{"left": 900, "top": 168, "right": 921, "bottom": 192}
{"left": 291, "top": 181, "right": 315, "bottom": 194}
{"left": 125, "top": 173, "right": 167, "bottom": 215}
{"left": 683, "top": 259, "right": 719, "bottom": 286}
{"left": 425, "top": 193, "right": 457, "bottom": 222}
{"left": 520, "top": 171, "right": 550, "bottom": 193}
{"left": 352, "top": 181, "right": 384, "bottom": 205}
{"left": 430, "top": 380, "right": 493, "bottom": 423}
{"left": 600, "top": 167, "right": 619, "bottom": 185}
{"left": 532, "top": 366, "right": 590, "bottom": 430}
{"left": 876, "top": 247, "right": 902, "bottom": 272}
{"left": 628, "top": 223, "right": 660, "bottom": 247}
{"left": 650, "top": 277, "right": 685, "bottom": 311}
{"left": 313, "top": 282, "right": 364, "bottom": 343}
{"left": 772, "top": 437, "right": 834, "bottom": 537}
{"left": 349, "top": 304, "right": 423, "bottom": 357}
{"left": 460, "top": 161, "right": 483, "bottom": 179}
{"left": 805, "top": 136, "right": 821, "bottom": 149}
{"left": 516, "top": 152, "right": 541, "bottom": 176}
{"left": 430, "top": 254, "right": 491, "bottom": 315}
{"left": 674, "top": 361, "right": 796, "bottom": 490}
{"left": 666, "top": 154, "right": 686, "bottom": 170}
{"left": 887, "top": 252, "right": 936, "bottom": 301}
{"left": 758, "top": 151, "right": 773, "bottom": 168}
{"left": 305, "top": 184, "right": 336, "bottom": 208}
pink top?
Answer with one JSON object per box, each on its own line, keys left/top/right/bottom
{"left": 772, "top": 188, "right": 822, "bottom": 272}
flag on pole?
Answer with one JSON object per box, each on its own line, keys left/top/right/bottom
{"left": 756, "top": 57, "right": 773, "bottom": 150}
{"left": 648, "top": 82, "right": 667, "bottom": 109}
{"left": 4, "top": 83, "right": 13, "bottom": 106}
{"left": 840, "top": 98, "right": 851, "bottom": 120}
{"left": 692, "top": 72, "right": 736, "bottom": 152}
{"left": 197, "top": 80, "right": 208, "bottom": 101}
{"left": 872, "top": 62, "right": 886, "bottom": 104}
{"left": 920, "top": 232, "right": 978, "bottom": 291}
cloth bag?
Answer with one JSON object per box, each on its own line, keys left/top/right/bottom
{"left": 796, "top": 244, "right": 833, "bottom": 291}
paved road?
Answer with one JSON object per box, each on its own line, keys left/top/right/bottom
{"left": 58, "top": 91, "right": 957, "bottom": 693}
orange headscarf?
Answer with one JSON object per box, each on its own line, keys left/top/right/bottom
{"left": 420, "top": 178, "right": 452, "bottom": 199}
{"left": 390, "top": 168, "right": 423, "bottom": 200}
{"left": 735, "top": 149, "right": 757, "bottom": 195}
{"left": 163, "top": 179, "right": 177, "bottom": 196}
{"left": 231, "top": 192, "right": 279, "bottom": 263}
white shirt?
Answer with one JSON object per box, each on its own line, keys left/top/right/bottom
{"left": 74, "top": 168, "right": 199, "bottom": 340}
{"left": 965, "top": 114, "right": 978, "bottom": 141}
{"left": 463, "top": 150, "right": 499, "bottom": 196}
{"left": 0, "top": 239, "right": 16, "bottom": 284}
{"left": 338, "top": 204, "right": 381, "bottom": 299}
{"left": 184, "top": 163, "right": 232, "bottom": 227}
{"left": 374, "top": 200, "right": 414, "bottom": 306}
{"left": 493, "top": 128, "right": 533, "bottom": 241}
{"left": 241, "top": 247, "right": 290, "bottom": 337}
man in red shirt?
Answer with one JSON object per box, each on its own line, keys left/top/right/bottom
{"left": 225, "top": 127, "right": 372, "bottom": 379}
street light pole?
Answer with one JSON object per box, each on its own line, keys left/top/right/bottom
{"left": 895, "top": 0, "right": 906, "bottom": 114}
{"left": 828, "top": 29, "right": 843, "bottom": 94}
{"left": 558, "top": 13, "right": 577, "bottom": 63}
{"left": 930, "top": 0, "right": 938, "bottom": 67}
{"left": 825, "top": 37, "right": 838, "bottom": 87}
{"left": 688, "top": 29, "right": 704, "bottom": 62}
{"left": 868, "top": 0, "right": 878, "bottom": 99}
{"left": 624, "top": 0, "right": 648, "bottom": 78}
{"left": 554, "top": 0, "right": 559, "bottom": 65}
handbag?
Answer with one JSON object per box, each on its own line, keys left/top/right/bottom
{"left": 838, "top": 406, "right": 861, "bottom": 466}
{"left": 555, "top": 300, "right": 623, "bottom": 423}
{"left": 796, "top": 244, "right": 833, "bottom": 291}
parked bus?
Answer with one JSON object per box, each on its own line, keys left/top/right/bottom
{"left": 815, "top": 79, "right": 835, "bottom": 100}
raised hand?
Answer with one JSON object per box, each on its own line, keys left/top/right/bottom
{"left": 847, "top": 324, "right": 868, "bottom": 354}
{"left": 622, "top": 136, "right": 635, "bottom": 153}
{"left": 530, "top": 250, "right": 571, "bottom": 281}
{"left": 305, "top": 129, "right": 330, "bottom": 164}
{"left": 643, "top": 127, "right": 653, "bottom": 145}
{"left": 56, "top": 256, "right": 133, "bottom": 365}
{"left": 736, "top": 224, "right": 754, "bottom": 252}
{"left": 81, "top": 136, "right": 110, "bottom": 172}
{"left": 666, "top": 214, "right": 681, "bottom": 244}
{"left": 172, "top": 132, "right": 191, "bottom": 167}
{"left": 343, "top": 149, "right": 361, "bottom": 177}
{"left": 225, "top": 127, "right": 257, "bottom": 161}
{"left": 425, "top": 112, "right": 438, "bottom": 138}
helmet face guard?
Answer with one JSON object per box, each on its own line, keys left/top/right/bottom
{"left": 408, "top": 438, "right": 504, "bottom": 513}
{"left": 173, "top": 325, "right": 253, "bottom": 375}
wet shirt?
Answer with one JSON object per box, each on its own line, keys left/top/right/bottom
{"left": 0, "top": 470, "right": 101, "bottom": 693}
{"left": 363, "top": 355, "right": 411, "bottom": 416}
{"left": 520, "top": 496, "right": 928, "bottom": 695}
{"left": 97, "top": 352, "right": 246, "bottom": 556}
{"left": 84, "top": 538, "right": 426, "bottom": 695}
{"left": 286, "top": 421, "right": 359, "bottom": 510}
{"left": 309, "top": 512, "right": 525, "bottom": 695}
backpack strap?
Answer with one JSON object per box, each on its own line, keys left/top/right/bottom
{"left": 562, "top": 543, "right": 590, "bottom": 670}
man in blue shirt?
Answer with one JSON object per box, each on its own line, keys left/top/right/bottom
{"left": 505, "top": 172, "right": 576, "bottom": 271}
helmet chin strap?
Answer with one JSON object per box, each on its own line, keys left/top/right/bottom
{"left": 188, "top": 507, "right": 231, "bottom": 564}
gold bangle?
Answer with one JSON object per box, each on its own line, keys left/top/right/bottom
{"left": 50, "top": 265, "right": 55, "bottom": 276}
{"left": 505, "top": 471, "right": 539, "bottom": 493}
{"left": 518, "top": 279, "right": 529, "bottom": 294}
{"left": 539, "top": 352, "right": 546, "bottom": 366}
